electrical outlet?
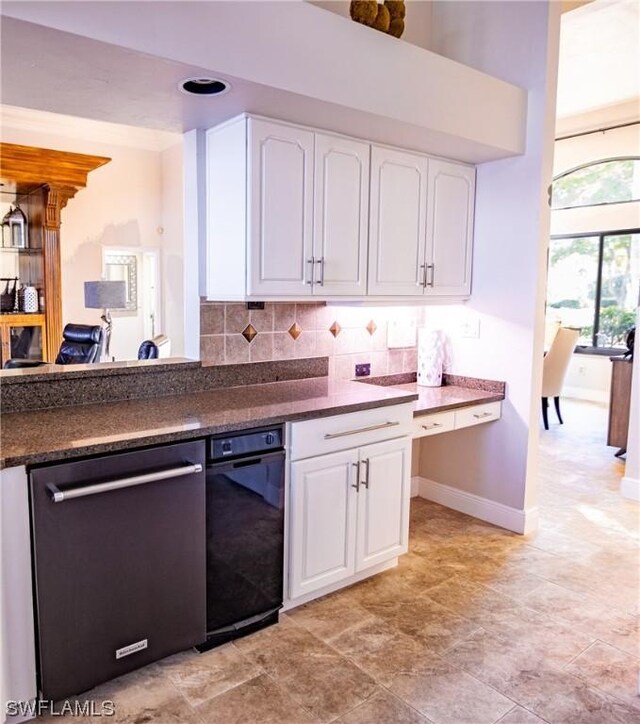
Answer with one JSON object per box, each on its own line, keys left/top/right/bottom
{"left": 459, "top": 318, "right": 480, "bottom": 339}
{"left": 247, "top": 301, "right": 265, "bottom": 310}
{"left": 355, "top": 363, "right": 371, "bottom": 377}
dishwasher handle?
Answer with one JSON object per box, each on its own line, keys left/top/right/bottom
{"left": 46, "top": 462, "right": 204, "bottom": 503}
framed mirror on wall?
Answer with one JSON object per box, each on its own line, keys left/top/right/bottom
{"left": 104, "top": 252, "right": 137, "bottom": 312}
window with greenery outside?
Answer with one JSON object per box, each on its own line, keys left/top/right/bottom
{"left": 551, "top": 158, "right": 640, "bottom": 209}
{"left": 547, "top": 233, "right": 639, "bottom": 350}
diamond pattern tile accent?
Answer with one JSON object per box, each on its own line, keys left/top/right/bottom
{"left": 329, "top": 321, "right": 342, "bottom": 338}
{"left": 241, "top": 323, "right": 258, "bottom": 343}
{"left": 366, "top": 320, "right": 377, "bottom": 336}
{"left": 288, "top": 322, "right": 302, "bottom": 340}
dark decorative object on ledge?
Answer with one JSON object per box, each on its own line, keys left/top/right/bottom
{"left": 350, "top": 0, "right": 405, "bottom": 38}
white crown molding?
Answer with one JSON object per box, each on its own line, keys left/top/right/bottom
{"left": 412, "top": 476, "right": 539, "bottom": 535}
{"left": 0, "top": 105, "right": 181, "bottom": 153}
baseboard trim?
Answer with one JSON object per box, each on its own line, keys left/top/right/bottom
{"left": 564, "top": 387, "right": 609, "bottom": 404}
{"left": 412, "top": 476, "right": 538, "bottom": 534}
{"left": 621, "top": 476, "right": 640, "bottom": 502}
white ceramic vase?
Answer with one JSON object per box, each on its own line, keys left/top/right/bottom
{"left": 418, "top": 329, "right": 445, "bottom": 387}
{"left": 22, "top": 285, "right": 39, "bottom": 313}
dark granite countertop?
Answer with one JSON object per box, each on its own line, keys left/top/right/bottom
{"left": 394, "top": 383, "right": 504, "bottom": 415}
{"left": 0, "top": 377, "right": 417, "bottom": 469}
{"left": 359, "top": 372, "right": 506, "bottom": 415}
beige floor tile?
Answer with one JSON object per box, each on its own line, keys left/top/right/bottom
{"left": 157, "top": 642, "right": 262, "bottom": 706}
{"left": 238, "top": 622, "right": 377, "bottom": 721}
{"left": 423, "top": 576, "right": 522, "bottom": 626}
{"left": 328, "top": 615, "right": 440, "bottom": 685}
{"left": 566, "top": 640, "right": 640, "bottom": 710}
{"left": 194, "top": 674, "right": 317, "bottom": 723}
{"left": 359, "top": 591, "right": 480, "bottom": 654}
{"left": 388, "top": 656, "right": 514, "bottom": 724}
{"left": 443, "top": 627, "right": 551, "bottom": 691}
{"left": 501, "top": 667, "right": 640, "bottom": 723}
{"left": 496, "top": 705, "right": 546, "bottom": 723}
{"left": 75, "top": 663, "right": 197, "bottom": 724}
{"left": 523, "top": 580, "right": 640, "bottom": 656}
{"left": 336, "top": 689, "right": 431, "bottom": 723}
{"left": 287, "top": 590, "right": 378, "bottom": 641}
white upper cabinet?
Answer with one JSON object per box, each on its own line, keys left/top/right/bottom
{"left": 368, "top": 146, "right": 429, "bottom": 296}
{"left": 248, "top": 118, "right": 314, "bottom": 296}
{"left": 425, "top": 159, "right": 475, "bottom": 297}
{"left": 313, "top": 134, "right": 369, "bottom": 296}
{"left": 203, "top": 114, "right": 475, "bottom": 301}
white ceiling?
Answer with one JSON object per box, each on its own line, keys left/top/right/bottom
{"left": 557, "top": 0, "right": 640, "bottom": 120}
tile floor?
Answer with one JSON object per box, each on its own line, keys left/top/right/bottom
{"left": 42, "top": 400, "right": 639, "bottom": 723}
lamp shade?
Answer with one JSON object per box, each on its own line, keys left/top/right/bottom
{"left": 84, "top": 280, "right": 127, "bottom": 310}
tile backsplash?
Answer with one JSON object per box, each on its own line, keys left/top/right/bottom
{"left": 200, "top": 301, "right": 427, "bottom": 379}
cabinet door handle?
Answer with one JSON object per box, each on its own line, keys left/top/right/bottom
{"left": 418, "top": 263, "right": 427, "bottom": 288}
{"left": 46, "top": 463, "right": 204, "bottom": 503}
{"left": 426, "top": 264, "right": 435, "bottom": 287}
{"left": 324, "top": 421, "right": 400, "bottom": 440}
{"left": 361, "top": 458, "right": 370, "bottom": 489}
{"left": 351, "top": 461, "right": 360, "bottom": 491}
{"left": 422, "top": 422, "right": 442, "bottom": 430}
{"left": 473, "top": 411, "right": 493, "bottom": 419}
{"left": 315, "top": 257, "right": 324, "bottom": 286}
{"left": 306, "top": 257, "right": 315, "bottom": 285}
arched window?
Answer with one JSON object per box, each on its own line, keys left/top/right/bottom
{"left": 550, "top": 157, "right": 640, "bottom": 210}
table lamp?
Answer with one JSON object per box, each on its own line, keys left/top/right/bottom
{"left": 84, "top": 280, "right": 126, "bottom": 361}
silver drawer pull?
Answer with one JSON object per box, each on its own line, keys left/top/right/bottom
{"left": 47, "top": 463, "right": 203, "bottom": 503}
{"left": 422, "top": 422, "right": 442, "bottom": 430}
{"left": 324, "top": 421, "right": 400, "bottom": 440}
{"left": 473, "top": 412, "right": 493, "bottom": 419}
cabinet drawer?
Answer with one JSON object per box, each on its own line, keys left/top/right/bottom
{"left": 454, "top": 401, "right": 502, "bottom": 430}
{"left": 412, "top": 410, "right": 455, "bottom": 438}
{"left": 289, "top": 403, "right": 413, "bottom": 461}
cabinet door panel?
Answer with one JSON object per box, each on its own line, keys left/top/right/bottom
{"left": 314, "top": 134, "right": 369, "bottom": 296}
{"left": 248, "top": 119, "right": 314, "bottom": 296}
{"left": 356, "top": 438, "right": 410, "bottom": 571}
{"left": 368, "top": 146, "right": 428, "bottom": 296}
{"left": 289, "top": 450, "right": 358, "bottom": 599}
{"left": 426, "top": 159, "right": 475, "bottom": 296}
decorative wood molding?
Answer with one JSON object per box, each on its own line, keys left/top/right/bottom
{"left": 0, "top": 143, "right": 110, "bottom": 361}
{"left": 0, "top": 143, "right": 110, "bottom": 189}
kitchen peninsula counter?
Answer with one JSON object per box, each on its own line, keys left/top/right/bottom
{"left": 0, "top": 376, "right": 417, "bottom": 469}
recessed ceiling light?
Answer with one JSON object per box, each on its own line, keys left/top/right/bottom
{"left": 179, "top": 77, "right": 230, "bottom": 96}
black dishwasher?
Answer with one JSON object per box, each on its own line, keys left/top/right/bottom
{"left": 29, "top": 440, "right": 206, "bottom": 701}
{"left": 199, "top": 425, "right": 285, "bottom": 650}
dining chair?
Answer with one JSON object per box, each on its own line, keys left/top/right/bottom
{"left": 541, "top": 327, "right": 579, "bottom": 430}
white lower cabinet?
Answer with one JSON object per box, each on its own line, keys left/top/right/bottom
{"left": 289, "top": 437, "right": 410, "bottom": 600}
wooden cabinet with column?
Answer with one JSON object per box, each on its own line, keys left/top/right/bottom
{"left": 607, "top": 356, "right": 633, "bottom": 456}
{"left": 0, "top": 143, "right": 109, "bottom": 362}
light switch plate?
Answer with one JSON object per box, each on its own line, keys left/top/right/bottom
{"left": 387, "top": 319, "right": 417, "bottom": 348}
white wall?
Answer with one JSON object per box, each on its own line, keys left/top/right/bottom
{"left": 0, "top": 107, "right": 184, "bottom": 359}
{"left": 415, "top": 1, "right": 561, "bottom": 528}
{"left": 563, "top": 354, "right": 612, "bottom": 403}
